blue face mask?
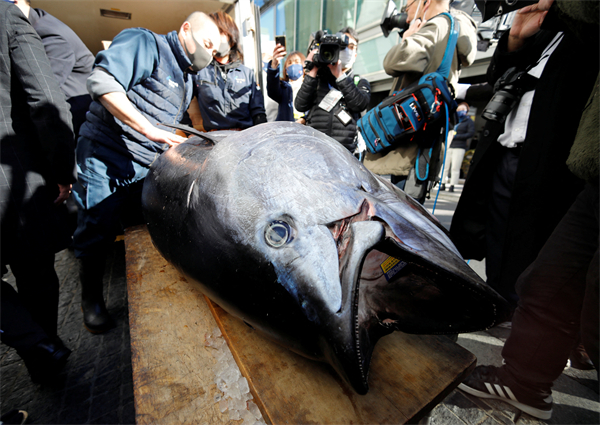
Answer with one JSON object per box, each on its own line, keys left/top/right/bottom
{"left": 286, "top": 64, "right": 303, "bottom": 81}
{"left": 457, "top": 110, "right": 468, "bottom": 120}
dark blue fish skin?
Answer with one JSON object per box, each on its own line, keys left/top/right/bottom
{"left": 142, "top": 122, "right": 510, "bottom": 394}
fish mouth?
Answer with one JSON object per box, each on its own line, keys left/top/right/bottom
{"left": 323, "top": 199, "right": 510, "bottom": 395}
{"left": 322, "top": 200, "right": 384, "bottom": 394}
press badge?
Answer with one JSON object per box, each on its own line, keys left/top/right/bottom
{"left": 318, "top": 89, "right": 343, "bottom": 112}
{"left": 380, "top": 256, "right": 407, "bottom": 281}
{"left": 336, "top": 109, "right": 352, "bottom": 125}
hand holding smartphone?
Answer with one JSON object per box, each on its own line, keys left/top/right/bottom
{"left": 275, "top": 35, "right": 286, "bottom": 49}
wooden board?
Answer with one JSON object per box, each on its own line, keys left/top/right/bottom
{"left": 126, "top": 224, "right": 476, "bottom": 424}
{"left": 208, "top": 301, "right": 476, "bottom": 424}
{"left": 126, "top": 225, "right": 229, "bottom": 424}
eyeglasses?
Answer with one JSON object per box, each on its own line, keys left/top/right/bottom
{"left": 401, "top": 0, "right": 417, "bottom": 13}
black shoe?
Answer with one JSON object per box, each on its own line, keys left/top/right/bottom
{"left": 449, "top": 185, "right": 455, "bottom": 192}
{"left": 19, "top": 338, "right": 71, "bottom": 384}
{"left": 80, "top": 256, "right": 115, "bottom": 334}
{"left": 458, "top": 365, "right": 553, "bottom": 420}
{"left": 440, "top": 184, "right": 446, "bottom": 191}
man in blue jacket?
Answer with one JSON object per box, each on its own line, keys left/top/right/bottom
{"left": 72, "top": 12, "right": 220, "bottom": 334}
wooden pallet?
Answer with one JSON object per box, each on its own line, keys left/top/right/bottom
{"left": 125, "top": 224, "right": 476, "bottom": 424}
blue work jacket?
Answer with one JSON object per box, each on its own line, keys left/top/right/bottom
{"left": 194, "top": 61, "right": 265, "bottom": 130}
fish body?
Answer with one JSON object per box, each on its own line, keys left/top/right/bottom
{"left": 142, "top": 122, "right": 510, "bottom": 394}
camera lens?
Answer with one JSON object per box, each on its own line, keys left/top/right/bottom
{"left": 319, "top": 45, "right": 338, "bottom": 64}
{"left": 321, "top": 49, "right": 334, "bottom": 62}
{"left": 482, "top": 89, "right": 520, "bottom": 123}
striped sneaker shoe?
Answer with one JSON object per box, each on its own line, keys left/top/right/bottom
{"left": 458, "top": 365, "right": 553, "bottom": 420}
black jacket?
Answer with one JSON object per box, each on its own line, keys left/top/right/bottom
{"left": 450, "top": 26, "right": 597, "bottom": 292}
{"left": 28, "top": 8, "right": 94, "bottom": 100}
{"left": 294, "top": 69, "right": 370, "bottom": 152}
{"left": 0, "top": 3, "right": 76, "bottom": 259}
{"left": 450, "top": 117, "right": 475, "bottom": 150}
{"left": 28, "top": 8, "right": 94, "bottom": 138}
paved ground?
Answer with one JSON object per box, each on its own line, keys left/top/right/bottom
{"left": 1, "top": 242, "right": 135, "bottom": 425}
{"left": 1, "top": 182, "right": 598, "bottom": 424}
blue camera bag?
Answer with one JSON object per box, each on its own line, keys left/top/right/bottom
{"left": 358, "top": 13, "right": 459, "bottom": 155}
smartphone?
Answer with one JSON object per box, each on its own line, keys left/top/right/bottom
{"left": 275, "top": 35, "right": 286, "bottom": 49}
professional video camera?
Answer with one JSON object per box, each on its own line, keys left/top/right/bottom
{"left": 307, "top": 30, "right": 349, "bottom": 66}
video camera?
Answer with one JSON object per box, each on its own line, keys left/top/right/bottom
{"left": 308, "top": 30, "right": 349, "bottom": 66}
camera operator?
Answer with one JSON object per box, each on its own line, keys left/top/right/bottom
{"left": 294, "top": 27, "right": 370, "bottom": 153}
{"left": 364, "top": 0, "right": 477, "bottom": 202}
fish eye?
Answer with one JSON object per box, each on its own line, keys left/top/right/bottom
{"left": 265, "top": 220, "right": 293, "bottom": 248}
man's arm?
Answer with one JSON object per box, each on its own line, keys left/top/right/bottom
{"left": 336, "top": 75, "right": 371, "bottom": 113}
{"left": 8, "top": 8, "right": 75, "bottom": 203}
{"left": 98, "top": 92, "right": 186, "bottom": 147}
{"left": 383, "top": 20, "right": 438, "bottom": 77}
{"left": 294, "top": 49, "right": 320, "bottom": 113}
{"left": 89, "top": 29, "right": 186, "bottom": 146}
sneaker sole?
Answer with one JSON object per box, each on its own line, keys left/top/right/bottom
{"left": 458, "top": 383, "right": 552, "bottom": 420}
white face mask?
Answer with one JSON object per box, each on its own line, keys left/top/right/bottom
{"left": 339, "top": 47, "right": 356, "bottom": 69}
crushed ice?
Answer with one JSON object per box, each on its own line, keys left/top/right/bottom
{"left": 205, "top": 327, "right": 266, "bottom": 424}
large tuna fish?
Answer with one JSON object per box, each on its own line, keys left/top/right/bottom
{"left": 142, "top": 122, "right": 509, "bottom": 394}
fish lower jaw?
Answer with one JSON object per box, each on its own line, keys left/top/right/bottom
{"left": 353, "top": 310, "right": 369, "bottom": 390}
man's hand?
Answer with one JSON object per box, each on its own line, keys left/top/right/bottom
{"left": 99, "top": 92, "right": 185, "bottom": 148}
{"left": 54, "top": 183, "right": 71, "bottom": 205}
{"left": 306, "top": 48, "right": 319, "bottom": 78}
{"left": 145, "top": 127, "right": 187, "bottom": 147}
{"left": 328, "top": 60, "right": 343, "bottom": 79}
{"left": 402, "top": 18, "right": 423, "bottom": 40}
{"left": 507, "top": 0, "right": 554, "bottom": 52}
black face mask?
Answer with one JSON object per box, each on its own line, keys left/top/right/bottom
{"left": 183, "top": 30, "right": 213, "bottom": 72}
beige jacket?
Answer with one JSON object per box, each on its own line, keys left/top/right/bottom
{"left": 364, "top": 9, "right": 477, "bottom": 176}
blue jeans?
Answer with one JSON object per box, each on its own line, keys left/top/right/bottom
{"left": 72, "top": 137, "right": 148, "bottom": 258}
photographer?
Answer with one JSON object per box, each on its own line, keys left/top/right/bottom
{"left": 450, "top": 0, "right": 598, "bottom": 312}
{"left": 364, "top": 0, "right": 477, "bottom": 202}
{"left": 457, "top": 2, "right": 599, "bottom": 419}
{"left": 294, "top": 27, "right": 370, "bottom": 153}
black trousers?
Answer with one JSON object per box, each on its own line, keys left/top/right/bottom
{"left": 499, "top": 184, "right": 599, "bottom": 395}
{"left": 1, "top": 252, "right": 59, "bottom": 350}
{"left": 485, "top": 146, "right": 520, "bottom": 307}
